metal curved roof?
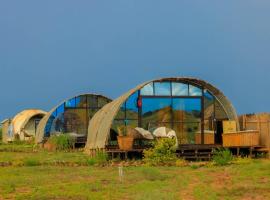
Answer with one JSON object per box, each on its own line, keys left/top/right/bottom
{"left": 11, "top": 109, "right": 47, "bottom": 139}
{"left": 35, "top": 93, "right": 111, "bottom": 144}
{"left": 85, "top": 77, "right": 239, "bottom": 152}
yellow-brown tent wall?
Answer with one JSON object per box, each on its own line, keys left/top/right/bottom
{"left": 85, "top": 77, "right": 239, "bottom": 153}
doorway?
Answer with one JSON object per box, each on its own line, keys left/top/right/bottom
{"left": 215, "top": 120, "right": 223, "bottom": 144}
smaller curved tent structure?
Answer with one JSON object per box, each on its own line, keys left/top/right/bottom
{"left": 3, "top": 109, "right": 47, "bottom": 143}
{"left": 35, "top": 94, "right": 112, "bottom": 145}
{"left": 85, "top": 77, "right": 239, "bottom": 153}
{"left": 1, "top": 119, "right": 12, "bottom": 143}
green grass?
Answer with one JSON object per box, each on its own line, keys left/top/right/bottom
{"left": 0, "top": 144, "right": 270, "bottom": 199}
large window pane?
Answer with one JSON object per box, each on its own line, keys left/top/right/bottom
{"left": 142, "top": 98, "right": 172, "bottom": 130}
{"left": 204, "top": 90, "right": 215, "bottom": 131}
{"left": 172, "top": 82, "right": 189, "bottom": 96}
{"left": 189, "top": 85, "right": 202, "bottom": 96}
{"left": 140, "top": 83, "right": 154, "bottom": 96}
{"left": 126, "top": 92, "right": 139, "bottom": 119}
{"left": 172, "top": 98, "right": 202, "bottom": 144}
{"left": 154, "top": 82, "right": 171, "bottom": 96}
{"left": 64, "top": 109, "right": 88, "bottom": 135}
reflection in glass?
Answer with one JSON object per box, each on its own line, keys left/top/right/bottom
{"left": 172, "top": 82, "right": 189, "bottom": 96}
{"left": 215, "top": 100, "right": 228, "bottom": 119}
{"left": 189, "top": 85, "right": 202, "bottom": 96}
{"left": 172, "top": 98, "right": 201, "bottom": 144}
{"left": 142, "top": 98, "right": 172, "bottom": 130}
{"left": 154, "top": 82, "right": 171, "bottom": 96}
{"left": 141, "top": 83, "right": 154, "bottom": 96}
{"left": 204, "top": 90, "right": 215, "bottom": 131}
{"left": 65, "top": 98, "right": 76, "bottom": 107}
{"left": 44, "top": 95, "right": 111, "bottom": 140}
{"left": 87, "top": 95, "right": 97, "bottom": 107}
{"left": 126, "top": 92, "right": 139, "bottom": 119}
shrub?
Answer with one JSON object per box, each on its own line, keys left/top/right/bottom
{"left": 143, "top": 138, "right": 177, "bottom": 166}
{"left": 48, "top": 134, "right": 75, "bottom": 151}
{"left": 213, "top": 148, "right": 233, "bottom": 166}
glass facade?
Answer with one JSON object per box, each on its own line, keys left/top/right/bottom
{"left": 44, "top": 95, "right": 111, "bottom": 142}
{"left": 111, "top": 80, "right": 230, "bottom": 145}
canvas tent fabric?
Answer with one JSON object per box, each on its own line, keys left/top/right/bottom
{"left": 85, "top": 77, "right": 239, "bottom": 153}
{"left": 9, "top": 109, "right": 47, "bottom": 142}
{"left": 1, "top": 119, "right": 12, "bottom": 143}
{"left": 35, "top": 94, "right": 111, "bottom": 144}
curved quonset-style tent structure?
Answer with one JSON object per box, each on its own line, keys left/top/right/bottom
{"left": 85, "top": 77, "right": 239, "bottom": 152}
{"left": 35, "top": 94, "right": 112, "bottom": 144}
{"left": 1, "top": 119, "right": 12, "bottom": 143}
{"left": 5, "top": 109, "right": 47, "bottom": 142}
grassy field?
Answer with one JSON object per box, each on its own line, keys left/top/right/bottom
{"left": 0, "top": 144, "right": 270, "bottom": 200}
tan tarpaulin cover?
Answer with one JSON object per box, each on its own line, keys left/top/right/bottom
{"left": 11, "top": 109, "right": 47, "bottom": 141}
{"left": 85, "top": 77, "right": 239, "bottom": 153}
{"left": 35, "top": 94, "right": 111, "bottom": 144}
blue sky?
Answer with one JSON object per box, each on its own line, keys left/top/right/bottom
{"left": 1, "top": 1, "right": 270, "bottom": 120}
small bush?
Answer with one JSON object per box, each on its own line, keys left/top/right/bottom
{"left": 213, "top": 148, "right": 233, "bottom": 166}
{"left": 140, "top": 167, "right": 167, "bottom": 181}
{"left": 143, "top": 138, "right": 177, "bottom": 166}
{"left": 48, "top": 134, "right": 75, "bottom": 151}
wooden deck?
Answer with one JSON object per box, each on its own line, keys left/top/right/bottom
{"left": 105, "top": 144, "right": 269, "bottom": 160}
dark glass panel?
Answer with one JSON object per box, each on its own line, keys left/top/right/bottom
{"left": 154, "top": 82, "right": 171, "bottom": 96}
{"left": 98, "top": 97, "right": 110, "bottom": 108}
{"left": 76, "top": 96, "right": 88, "bottom": 107}
{"left": 204, "top": 90, "right": 215, "bottom": 131}
{"left": 87, "top": 95, "right": 98, "bottom": 108}
{"left": 63, "top": 108, "right": 88, "bottom": 135}
{"left": 88, "top": 108, "right": 99, "bottom": 119}
{"left": 126, "top": 92, "right": 139, "bottom": 119}
{"left": 215, "top": 100, "right": 228, "bottom": 120}
{"left": 189, "top": 85, "right": 202, "bottom": 96}
{"left": 172, "top": 82, "right": 189, "bottom": 96}
{"left": 140, "top": 82, "right": 154, "bottom": 96}
{"left": 141, "top": 98, "right": 172, "bottom": 131}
